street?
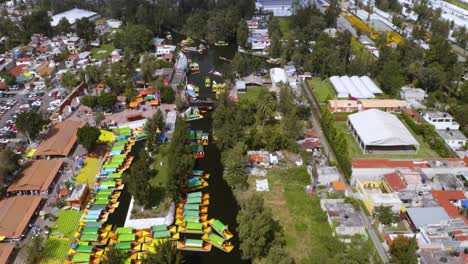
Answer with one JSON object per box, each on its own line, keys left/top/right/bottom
{"left": 300, "top": 79, "right": 390, "bottom": 263}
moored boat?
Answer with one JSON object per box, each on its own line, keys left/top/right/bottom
{"left": 214, "top": 41, "right": 228, "bottom": 46}
{"left": 208, "top": 219, "right": 233, "bottom": 240}
{"left": 202, "top": 233, "right": 234, "bottom": 253}
{"left": 205, "top": 77, "right": 211, "bottom": 87}
{"left": 177, "top": 239, "right": 212, "bottom": 252}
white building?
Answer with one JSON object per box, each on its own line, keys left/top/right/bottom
{"left": 64, "top": 36, "right": 83, "bottom": 54}
{"left": 436, "top": 129, "right": 467, "bottom": 151}
{"left": 270, "top": 67, "right": 288, "bottom": 92}
{"left": 256, "top": 0, "right": 293, "bottom": 17}
{"left": 251, "top": 35, "right": 271, "bottom": 50}
{"left": 155, "top": 45, "right": 176, "bottom": 56}
{"left": 316, "top": 166, "right": 341, "bottom": 186}
{"left": 51, "top": 8, "right": 100, "bottom": 27}
{"left": 400, "top": 86, "right": 427, "bottom": 101}
{"left": 320, "top": 199, "right": 366, "bottom": 238}
{"left": 421, "top": 111, "right": 460, "bottom": 130}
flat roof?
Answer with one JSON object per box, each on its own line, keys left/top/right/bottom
{"left": 51, "top": 8, "right": 98, "bottom": 26}
{"left": 352, "top": 158, "right": 466, "bottom": 168}
{"left": 7, "top": 160, "right": 63, "bottom": 192}
{"left": 348, "top": 109, "right": 419, "bottom": 147}
{"left": 0, "top": 244, "right": 14, "bottom": 264}
{"left": 34, "top": 120, "right": 86, "bottom": 157}
{"left": 437, "top": 129, "right": 467, "bottom": 141}
{"left": 406, "top": 207, "right": 450, "bottom": 228}
{"left": 0, "top": 196, "right": 42, "bottom": 238}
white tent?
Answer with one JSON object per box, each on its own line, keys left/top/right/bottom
{"left": 360, "top": 76, "right": 383, "bottom": 95}
{"left": 329, "top": 76, "right": 349, "bottom": 98}
{"left": 340, "top": 76, "right": 363, "bottom": 99}
{"left": 348, "top": 109, "right": 419, "bottom": 151}
{"left": 350, "top": 76, "right": 374, "bottom": 98}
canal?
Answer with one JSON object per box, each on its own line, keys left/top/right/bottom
{"left": 184, "top": 45, "right": 250, "bottom": 264}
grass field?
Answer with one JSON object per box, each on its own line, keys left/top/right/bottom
{"left": 90, "top": 44, "right": 115, "bottom": 60}
{"left": 335, "top": 119, "right": 439, "bottom": 159}
{"left": 238, "top": 86, "right": 268, "bottom": 102}
{"left": 151, "top": 144, "right": 170, "bottom": 187}
{"left": 277, "top": 17, "right": 290, "bottom": 39}
{"left": 307, "top": 77, "right": 335, "bottom": 104}
{"left": 43, "top": 237, "right": 72, "bottom": 260}
{"left": 253, "top": 167, "right": 335, "bottom": 263}
{"left": 445, "top": 0, "right": 468, "bottom": 9}
{"left": 75, "top": 157, "right": 101, "bottom": 187}
{"left": 51, "top": 210, "right": 83, "bottom": 238}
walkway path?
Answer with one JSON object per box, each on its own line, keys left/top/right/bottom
{"left": 300, "top": 79, "right": 389, "bottom": 263}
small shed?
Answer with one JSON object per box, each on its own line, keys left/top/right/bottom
{"left": 65, "top": 184, "right": 89, "bottom": 210}
{"left": 235, "top": 80, "right": 246, "bottom": 93}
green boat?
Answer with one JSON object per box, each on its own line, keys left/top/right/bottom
{"left": 75, "top": 245, "right": 93, "bottom": 253}
{"left": 153, "top": 230, "right": 171, "bottom": 239}
{"left": 184, "top": 203, "right": 200, "bottom": 210}
{"left": 80, "top": 234, "right": 98, "bottom": 242}
{"left": 187, "top": 196, "right": 202, "bottom": 204}
{"left": 151, "top": 225, "right": 167, "bottom": 233}
{"left": 203, "top": 233, "right": 234, "bottom": 253}
{"left": 214, "top": 41, "right": 228, "bottom": 46}
{"left": 82, "top": 227, "right": 99, "bottom": 234}
{"left": 72, "top": 253, "right": 92, "bottom": 263}
{"left": 180, "top": 222, "right": 204, "bottom": 234}
{"left": 196, "top": 130, "right": 203, "bottom": 140}
{"left": 194, "top": 86, "right": 200, "bottom": 92}
{"left": 205, "top": 77, "right": 211, "bottom": 87}
{"left": 189, "top": 130, "right": 196, "bottom": 141}
{"left": 191, "top": 171, "right": 204, "bottom": 177}
{"left": 118, "top": 233, "right": 136, "bottom": 242}
{"left": 115, "top": 242, "right": 132, "bottom": 250}
{"left": 116, "top": 227, "right": 133, "bottom": 234}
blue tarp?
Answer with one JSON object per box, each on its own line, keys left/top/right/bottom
{"left": 462, "top": 200, "right": 468, "bottom": 208}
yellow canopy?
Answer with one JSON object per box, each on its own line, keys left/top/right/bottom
{"left": 98, "top": 130, "right": 114, "bottom": 144}
{"left": 129, "top": 102, "right": 139, "bottom": 108}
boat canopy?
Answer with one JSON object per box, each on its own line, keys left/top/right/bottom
{"left": 151, "top": 225, "right": 167, "bottom": 232}
{"left": 184, "top": 215, "right": 200, "bottom": 223}
{"left": 115, "top": 242, "right": 132, "bottom": 250}
{"left": 80, "top": 234, "right": 98, "bottom": 242}
{"left": 191, "top": 171, "right": 204, "bottom": 176}
{"left": 153, "top": 230, "right": 171, "bottom": 238}
{"left": 82, "top": 227, "right": 99, "bottom": 234}
{"left": 188, "top": 191, "right": 202, "bottom": 197}
{"left": 184, "top": 204, "right": 199, "bottom": 210}
{"left": 118, "top": 233, "right": 136, "bottom": 242}
{"left": 186, "top": 222, "right": 203, "bottom": 230}
{"left": 85, "top": 222, "right": 102, "bottom": 228}
{"left": 209, "top": 233, "right": 225, "bottom": 245}
{"left": 76, "top": 245, "right": 94, "bottom": 253}
{"left": 116, "top": 227, "right": 133, "bottom": 234}
{"left": 72, "top": 253, "right": 92, "bottom": 263}
{"left": 212, "top": 219, "right": 227, "bottom": 232}
{"left": 186, "top": 239, "right": 203, "bottom": 248}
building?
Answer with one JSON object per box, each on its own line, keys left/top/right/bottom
{"left": 0, "top": 244, "right": 15, "bottom": 264}
{"left": 356, "top": 180, "right": 403, "bottom": 212}
{"left": 383, "top": 171, "right": 407, "bottom": 192}
{"left": 421, "top": 111, "right": 460, "bottom": 130}
{"left": 256, "top": 0, "right": 293, "bottom": 16}
{"left": 406, "top": 207, "right": 451, "bottom": 230}
{"left": 7, "top": 160, "right": 64, "bottom": 195}
{"left": 348, "top": 109, "right": 420, "bottom": 153}
{"left": 327, "top": 99, "right": 407, "bottom": 113}
{"left": 155, "top": 45, "right": 176, "bottom": 57}
{"left": 250, "top": 35, "right": 271, "bottom": 50}
{"left": 431, "top": 190, "right": 467, "bottom": 222}
{"left": 329, "top": 76, "right": 383, "bottom": 99}
{"left": 320, "top": 199, "right": 366, "bottom": 238}
{"left": 316, "top": 166, "right": 340, "bottom": 186}
{"left": 270, "top": 67, "right": 287, "bottom": 92}
{"left": 64, "top": 36, "right": 84, "bottom": 54}
{"left": 436, "top": 129, "right": 467, "bottom": 151}
{"left": 400, "top": 86, "right": 427, "bottom": 101}
{"left": 34, "top": 120, "right": 86, "bottom": 158}
{"left": 235, "top": 80, "right": 246, "bottom": 93}
{"left": 51, "top": 8, "right": 100, "bottom": 27}
{"left": 65, "top": 184, "right": 89, "bottom": 210}
{"left": 0, "top": 196, "right": 42, "bottom": 240}
{"left": 327, "top": 100, "right": 359, "bottom": 113}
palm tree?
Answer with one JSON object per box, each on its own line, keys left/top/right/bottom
{"left": 257, "top": 93, "right": 277, "bottom": 126}
{"left": 101, "top": 247, "right": 127, "bottom": 264}
{"left": 223, "top": 160, "right": 247, "bottom": 189}
{"left": 143, "top": 240, "right": 184, "bottom": 264}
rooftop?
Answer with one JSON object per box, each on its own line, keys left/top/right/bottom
{"left": 352, "top": 158, "right": 466, "bottom": 168}
{"left": 51, "top": 8, "right": 98, "bottom": 26}
{"left": 0, "top": 244, "right": 14, "bottom": 264}
{"left": 0, "top": 196, "right": 42, "bottom": 239}
{"left": 422, "top": 111, "right": 455, "bottom": 119}
{"left": 384, "top": 172, "right": 407, "bottom": 191}
{"left": 34, "top": 120, "right": 86, "bottom": 157}
{"left": 437, "top": 129, "right": 467, "bottom": 141}
{"left": 431, "top": 190, "right": 467, "bottom": 222}
{"left": 7, "top": 159, "right": 63, "bottom": 193}
{"left": 406, "top": 207, "right": 450, "bottom": 228}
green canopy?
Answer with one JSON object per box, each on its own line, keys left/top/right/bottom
{"left": 186, "top": 239, "right": 203, "bottom": 247}
{"left": 151, "top": 225, "right": 167, "bottom": 232}
{"left": 111, "top": 145, "right": 125, "bottom": 151}
{"left": 186, "top": 222, "right": 202, "bottom": 231}
{"left": 212, "top": 219, "right": 227, "bottom": 232}
{"left": 101, "top": 181, "right": 117, "bottom": 187}
{"left": 186, "top": 196, "right": 202, "bottom": 204}
{"left": 76, "top": 245, "right": 94, "bottom": 253}
{"left": 184, "top": 204, "right": 199, "bottom": 210}
{"left": 94, "top": 199, "right": 109, "bottom": 205}
{"left": 97, "top": 189, "right": 112, "bottom": 195}
{"left": 183, "top": 210, "right": 200, "bottom": 217}
{"left": 187, "top": 191, "right": 202, "bottom": 198}
{"left": 152, "top": 230, "right": 170, "bottom": 238}
{"left": 189, "top": 131, "right": 196, "bottom": 140}
{"left": 83, "top": 217, "right": 98, "bottom": 222}
{"left": 116, "top": 227, "right": 133, "bottom": 234}
{"left": 108, "top": 172, "right": 123, "bottom": 178}
{"left": 115, "top": 242, "right": 132, "bottom": 250}
{"left": 118, "top": 233, "right": 136, "bottom": 242}
{"left": 72, "top": 253, "right": 91, "bottom": 263}
{"left": 187, "top": 179, "right": 201, "bottom": 188}
{"left": 209, "top": 233, "right": 225, "bottom": 245}
{"left": 197, "top": 145, "right": 204, "bottom": 152}
{"left": 82, "top": 227, "right": 99, "bottom": 234}
{"left": 95, "top": 193, "right": 109, "bottom": 200}
{"left": 196, "top": 131, "right": 203, "bottom": 139}
{"left": 80, "top": 234, "right": 98, "bottom": 242}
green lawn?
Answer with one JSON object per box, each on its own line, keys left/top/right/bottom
{"left": 51, "top": 210, "right": 82, "bottom": 238}
{"left": 445, "top": 0, "right": 468, "bottom": 9}
{"left": 151, "top": 144, "right": 170, "bottom": 187}
{"left": 238, "top": 86, "right": 268, "bottom": 102}
{"left": 307, "top": 77, "right": 335, "bottom": 103}
{"left": 277, "top": 17, "right": 290, "bottom": 39}
{"left": 43, "top": 237, "right": 72, "bottom": 260}
{"left": 90, "top": 44, "right": 115, "bottom": 60}
{"left": 335, "top": 118, "right": 439, "bottom": 159}
{"left": 257, "top": 167, "right": 336, "bottom": 263}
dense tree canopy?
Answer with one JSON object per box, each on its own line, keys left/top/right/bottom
{"left": 77, "top": 126, "right": 101, "bottom": 150}
{"left": 75, "top": 17, "right": 97, "bottom": 41}
{"left": 15, "top": 111, "right": 49, "bottom": 142}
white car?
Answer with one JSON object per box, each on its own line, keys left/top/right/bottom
{"left": 32, "top": 101, "right": 42, "bottom": 107}
{"left": 47, "top": 106, "right": 57, "bottom": 112}
{"left": 0, "top": 139, "right": 9, "bottom": 144}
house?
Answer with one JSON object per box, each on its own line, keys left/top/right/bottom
{"left": 270, "top": 67, "right": 287, "bottom": 92}
{"left": 51, "top": 8, "right": 100, "bottom": 27}
{"left": 383, "top": 171, "right": 407, "bottom": 192}
{"left": 235, "top": 80, "right": 246, "bottom": 93}
{"left": 155, "top": 45, "right": 176, "bottom": 57}
{"left": 256, "top": 0, "right": 293, "bottom": 16}
{"left": 436, "top": 129, "right": 467, "bottom": 151}
{"left": 64, "top": 36, "right": 83, "bottom": 54}
{"left": 331, "top": 180, "right": 347, "bottom": 194}
{"left": 298, "top": 139, "right": 322, "bottom": 152}
{"left": 328, "top": 100, "right": 359, "bottom": 113}
{"left": 250, "top": 35, "right": 271, "bottom": 50}
{"left": 359, "top": 99, "right": 408, "bottom": 112}
{"left": 320, "top": 199, "right": 366, "bottom": 239}
{"left": 400, "top": 86, "right": 427, "bottom": 109}
{"left": 421, "top": 111, "right": 460, "bottom": 130}
{"left": 316, "top": 166, "right": 340, "bottom": 186}
{"left": 0, "top": 58, "right": 16, "bottom": 72}
{"left": 248, "top": 150, "right": 271, "bottom": 167}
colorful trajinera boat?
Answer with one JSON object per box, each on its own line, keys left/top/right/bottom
{"left": 202, "top": 233, "right": 234, "bottom": 253}
{"left": 177, "top": 238, "right": 212, "bottom": 252}
{"left": 208, "top": 218, "right": 234, "bottom": 240}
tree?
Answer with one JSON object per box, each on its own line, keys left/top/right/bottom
{"left": 145, "top": 109, "right": 166, "bottom": 153}
{"left": 141, "top": 53, "right": 159, "bottom": 83}
{"left": 257, "top": 91, "right": 277, "bottom": 126}
{"left": 77, "top": 126, "right": 101, "bottom": 150}
{"left": 82, "top": 96, "right": 98, "bottom": 110}
{"left": 236, "top": 19, "right": 249, "bottom": 47}
{"left": 223, "top": 160, "right": 247, "bottom": 189}
{"left": 0, "top": 147, "right": 20, "bottom": 187}
{"left": 265, "top": 235, "right": 295, "bottom": 264}
{"left": 22, "top": 10, "right": 52, "bottom": 37}
{"left": 373, "top": 205, "right": 398, "bottom": 225}
{"left": 453, "top": 26, "right": 468, "bottom": 50}
{"left": 160, "top": 85, "right": 175, "bottom": 103}
{"left": 97, "top": 92, "right": 117, "bottom": 110}
{"left": 390, "top": 236, "right": 418, "bottom": 264}
{"left": 0, "top": 72, "right": 16, "bottom": 86}
{"left": 325, "top": 0, "right": 341, "bottom": 27}
{"left": 230, "top": 53, "right": 246, "bottom": 75}
{"left": 143, "top": 240, "right": 184, "bottom": 264}
{"left": 55, "top": 17, "right": 72, "bottom": 35}
{"left": 61, "top": 71, "right": 78, "bottom": 91}
{"left": 113, "top": 24, "right": 152, "bottom": 53}
{"left": 124, "top": 149, "right": 156, "bottom": 207}
{"left": 26, "top": 235, "right": 45, "bottom": 264}
{"left": 95, "top": 112, "right": 105, "bottom": 127}
{"left": 75, "top": 18, "right": 97, "bottom": 41}
{"left": 377, "top": 59, "right": 405, "bottom": 95}
{"left": 101, "top": 247, "right": 127, "bottom": 264}
{"left": 182, "top": 12, "right": 207, "bottom": 40}
{"left": 15, "top": 111, "right": 48, "bottom": 142}
{"left": 237, "top": 195, "right": 281, "bottom": 259}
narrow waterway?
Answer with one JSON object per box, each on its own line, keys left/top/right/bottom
{"left": 183, "top": 46, "right": 250, "bottom": 264}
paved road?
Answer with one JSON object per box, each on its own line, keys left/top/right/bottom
{"left": 300, "top": 80, "right": 389, "bottom": 263}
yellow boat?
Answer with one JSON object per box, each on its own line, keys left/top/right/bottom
{"left": 202, "top": 233, "right": 234, "bottom": 253}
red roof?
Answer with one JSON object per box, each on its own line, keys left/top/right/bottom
{"left": 384, "top": 172, "right": 407, "bottom": 191}
{"left": 304, "top": 129, "right": 319, "bottom": 138}
{"left": 332, "top": 181, "right": 346, "bottom": 191}
{"left": 163, "top": 53, "right": 173, "bottom": 60}
{"left": 68, "top": 54, "right": 79, "bottom": 61}
{"left": 0, "top": 81, "right": 7, "bottom": 90}
{"left": 300, "top": 140, "right": 322, "bottom": 149}
{"left": 249, "top": 154, "right": 263, "bottom": 163}
{"left": 9, "top": 64, "right": 26, "bottom": 77}
{"left": 138, "top": 88, "right": 155, "bottom": 96}
{"left": 352, "top": 158, "right": 466, "bottom": 168}
{"left": 431, "top": 190, "right": 467, "bottom": 222}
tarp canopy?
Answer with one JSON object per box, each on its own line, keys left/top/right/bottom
{"left": 7, "top": 160, "right": 63, "bottom": 192}
{"left": 118, "top": 233, "right": 136, "bottom": 242}
{"left": 209, "top": 233, "right": 225, "bottom": 245}
{"left": 76, "top": 245, "right": 93, "bottom": 253}
{"left": 72, "top": 253, "right": 91, "bottom": 263}
{"left": 34, "top": 120, "right": 86, "bottom": 157}
{"left": 115, "top": 242, "right": 132, "bottom": 250}
{"left": 348, "top": 109, "right": 419, "bottom": 147}
{"left": 187, "top": 196, "right": 202, "bottom": 204}
{"left": 80, "top": 234, "right": 98, "bottom": 241}
{"left": 152, "top": 230, "right": 170, "bottom": 238}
